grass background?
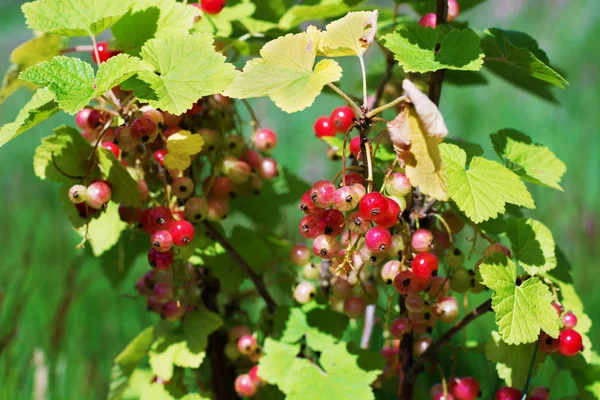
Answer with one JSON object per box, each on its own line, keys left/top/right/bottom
{"left": 0, "top": 0, "right": 598, "bottom": 398}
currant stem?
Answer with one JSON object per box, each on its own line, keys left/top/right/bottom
{"left": 240, "top": 99, "right": 260, "bottom": 131}
{"left": 359, "top": 55, "right": 369, "bottom": 109}
{"left": 327, "top": 83, "right": 363, "bottom": 117}
{"left": 366, "top": 96, "right": 407, "bottom": 119}
{"left": 51, "top": 153, "right": 84, "bottom": 180}
{"left": 341, "top": 122, "right": 358, "bottom": 186}
{"left": 89, "top": 35, "right": 101, "bottom": 69}
{"left": 202, "top": 221, "right": 277, "bottom": 314}
{"left": 521, "top": 336, "right": 541, "bottom": 400}
{"left": 431, "top": 213, "right": 454, "bottom": 245}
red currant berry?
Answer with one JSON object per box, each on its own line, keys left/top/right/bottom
{"left": 349, "top": 136, "right": 361, "bottom": 158}
{"left": 374, "top": 197, "right": 401, "bottom": 228}
{"left": 253, "top": 128, "right": 277, "bottom": 152}
{"left": 344, "top": 172, "right": 365, "bottom": 186}
{"left": 314, "top": 116, "right": 336, "bottom": 137}
{"left": 317, "top": 209, "right": 346, "bottom": 236}
{"left": 148, "top": 206, "right": 174, "bottom": 232}
{"left": 76, "top": 108, "right": 105, "bottom": 130}
{"left": 562, "top": 311, "right": 578, "bottom": 328}
{"left": 448, "top": 0, "right": 460, "bottom": 21}
{"left": 344, "top": 295, "right": 366, "bottom": 319}
{"left": 334, "top": 185, "right": 358, "bottom": 212}
{"left": 68, "top": 184, "right": 87, "bottom": 204}
{"left": 539, "top": 331, "right": 559, "bottom": 353}
{"left": 412, "top": 252, "right": 439, "bottom": 279}
{"left": 299, "top": 190, "right": 324, "bottom": 216}
{"left": 310, "top": 180, "right": 336, "bottom": 208}
{"left": 299, "top": 215, "right": 320, "bottom": 239}
{"left": 381, "top": 260, "right": 402, "bottom": 285}
{"left": 153, "top": 149, "right": 168, "bottom": 167}
{"left": 393, "top": 270, "right": 414, "bottom": 295}
{"left": 313, "top": 234, "right": 340, "bottom": 259}
{"left": 359, "top": 192, "right": 389, "bottom": 220}
{"left": 405, "top": 293, "right": 425, "bottom": 313}
{"left": 148, "top": 248, "right": 174, "bottom": 270}
{"left": 237, "top": 335, "right": 257, "bottom": 355}
{"left": 102, "top": 141, "right": 121, "bottom": 158}
{"left": 365, "top": 226, "right": 392, "bottom": 252}
{"left": 169, "top": 220, "right": 195, "bottom": 246}
{"left": 151, "top": 230, "right": 173, "bottom": 252}
{"left": 419, "top": 13, "right": 437, "bottom": 28}
{"left": 412, "top": 229, "right": 434, "bottom": 253}
{"left": 294, "top": 282, "right": 317, "bottom": 304}
{"left": 330, "top": 106, "right": 355, "bottom": 133}
{"left": 184, "top": 197, "right": 209, "bottom": 222}
{"left": 347, "top": 211, "right": 369, "bottom": 234}
{"left": 495, "top": 387, "right": 522, "bottom": 400}
{"left": 290, "top": 243, "right": 311, "bottom": 266}
{"left": 161, "top": 300, "right": 185, "bottom": 321}
{"left": 527, "top": 387, "right": 550, "bottom": 400}
{"left": 450, "top": 377, "right": 480, "bottom": 400}
{"left": 390, "top": 317, "right": 411, "bottom": 338}
{"left": 153, "top": 282, "right": 174, "bottom": 301}
{"left": 86, "top": 180, "right": 112, "bottom": 209}
{"left": 248, "top": 365, "right": 262, "bottom": 386}
{"left": 91, "top": 42, "right": 113, "bottom": 63}
{"left": 258, "top": 157, "right": 278, "bottom": 180}
{"left": 131, "top": 116, "right": 158, "bottom": 143}
{"left": 200, "top": 0, "right": 226, "bottom": 15}
{"left": 558, "top": 328, "right": 583, "bottom": 356}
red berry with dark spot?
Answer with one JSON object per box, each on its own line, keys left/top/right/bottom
{"left": 419, "top": 13, "right": 437, "bottom": 28}
{"left": 412, "top": 252, "right": 439, "bottom": 279}
{"left": 169, "top": 220, "right": 195, "bottom": 246}
{"left": 148, "top": 206, "right": 174, "bottom": 233}
{"left": 359, "top": 192, "right": 389, "bottom": 220}
{"left": 374, "top": 197, "right": 401, "bottom": 228}
{"left": 365, "top": 226, "right": 392, "bottom": 252}
{"left": 253, "top": 128, "right": 278, "bottom": 152}
{"left": 86, "top": 181, "right": 112, "bottom": 209}
{"left": 330, "top": 106, "right": 355, "bottom": 133}
{"left": 151, "top": 230, "right": 173, "bottom": 252}
{"left": 450, "top": 377, "right": 480, "bottom": 400}
{"left": 495, "top": 387, "right": 522, "bottom": 400}
{"left": 314, "top": 116, "right": 336, "bottom": 137}
{"left": 317, "top": 209, "right": 346, "bottom": 236}
{"left": 147, "top": 248, "right": 174, "bottom": 270}
{"left": 161, "top": 300, "right": 185, "bottom": 321}
{"left": 102, "top": 141, "right": 121, "bottom": 158}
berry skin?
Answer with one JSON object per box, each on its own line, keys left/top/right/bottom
{"left": 450, "top": 377, "right": 480, "bottom": 400}
{"left": 394, "top": 270, "right": 415, "bottom": 295}
{"left": 153, "top": 282, "right": 174, "bottom": 301}
{"left": 153, "top": 149, "right": 168, "bottom": 167}
{"left": 75, "top": 108, "right": 93, "bottom": 129}
{"left": 151, "top": 230, "right": 174, "bottom": 252}
{"left": 258, "top": 157, "right": 278, "bottom": 180}
{"left": 359, "top": 192, "right": 389, "bottom": 220}
{"left": 344, "top": 172, "right": 365, "bottom": 186}
{"left": 349, "top": 136, "right": 361, "bottom": 158}
{"left": 435, "top": 297, "right": 459, "bottom": 323}
{"left": 314, "top": 116, "right": 336, "bottom": 137}
{"left": 147, "top": 206, "right": 174, "bottom": 232}
{"left": 161, "top": 301, "right": 185, "bottom": 321}
{"left": 539, "top": 331, "right": 559, "bottom": 353}
{"left": 381, "top": 260, "right": 402, "bottom": 285}
{"left": 448, "top": 0, "right": 460, "bottom": 21}
{"left": 317, "top": 209, "right": 346, "bottom": 236}
{"left": 148, "top": 248, "right": 174, "bottom": 270}
{"left": 405, "top": 293, "right": 425, "bottom": 313}
{"left": 299, "top": 215, "right": 320, "bottom": 239}
{"left": 344, "top": 296, "right": 366, "bottom": 319}
{"left": 242, "top": 149, "right": 264, "bottom": 172}
{"left": 562, "top": 311, "right": 578, "bottom": 328}
{"left": 428, "top": 275, "right": 450, "bottom": 299}
{"left": 312, "top": 234, "right": 340, "bottom": 259}
{"left": 412, "top": 252, "right": 439, "bottom": 279}
{"left": 68, "top": 184, "right": 87, "bottom": 204}
{"left": 495, "top": 387, "right": 522, "bottom": 400}
{"left": 221, "top": 156, "right": 252, "bottom": 184}
{"left": 390, "top": 317, "right": 411, "bottom": 338}
{"left": 303, "top": 263, "right": 319, "bottom": 280}
{"left": 310, "top": 180, "right": 336, "bottom": 208}
{"left": 237, "top": 335, "right": 257, "bottom": 355}
{"left": 142, "top": 108, "right": 164, "bottom": 127}
{"left": 171, "top": 177, "right": 195, "bottom": 199}
{"left": 450, "top": 267, "right": 471, "bottom": 293}
{"left": 330, "top": 106, "right": 355, "bottom": 133}
{"left": 334, "top": 185, "right": 360, "bottom": 211}
{"left": 299, "top": 190, "right": 324, "bottom": 216}
{"left": 386, "top": 172, "right": 412, "bottom": 197}
{"left": 86, "top": 181, "right": 112, "bottom": 209}
{"left": 483, "top": 243, "right": 512, "bottom": 259}
{"left": 444, "top": 248, "right": 465, "bottom": 268}
{"left": 205, "top": 176, "right": 235, "bottom": 199}
{"left": 527, "top": 387, "right": 550, "bottom": 400}
{"left": 169, "top": 220, "right": 195, "bottom": 246}
{"left": 294, "top": 282, "right": 316, "bottom": 304}
{"left": 347, "top": 211, "right": 369, "bottom": 234}
{"left": 412, "top": 229, "right": 434, "bottom": 253}
{"left": 184, "top": 197, "right": 209, "bottom": 221}
{"left": 253, "top": 128, "right": 278, "bottom": 151}
{"left": 234, "top": 374, "right": 257, "bottom": 397}
{"left": 419, "top": 13, "right": 437, "bottom": 28}
{"left": 374, "top": 197, "right": 402, "bottom": 228}
{"left": 201, "top": 0, "right": 226, "bottom": 15}
{"left": 558, "top": 328, "right": 583, "bottom": 356}
{"left": 387, "top": 233, "right": 406, "bottom": 257}
{"left": 332, "top": 279, "right": 353, "bottom": 300}
{"left": 207, "top": 197, "right": 230, "bottom": 221}
{"left": 290, "top": 243, "right": 311, "bottom": 266}
{"left": 414, "top": 336, "right": 433, "bottom": 356}
{"left": 365, "top": 226, "right": 392, "bottom": 252}
{"left": 91, "top": 42, "right": 116, "bottom": 63}
{"left": 130, "top": 116, "right": 158, "bottom": 143}
{"left": 248, "top": 365, "right": 262, "bottom": 386}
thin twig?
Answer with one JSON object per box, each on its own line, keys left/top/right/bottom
{"left": 240, "top": 99, "right": 260, "bottom": 131}
{"left": 51, "top": 153, "right": 84, "bottom": 180}
{"left": 363, "top": 139, "right": 374, "bottom": 192}
{"left": 327, "top": 83, "right": 363, "bottom": 117}
{"left": 359, "top": 56, "right": 369, "bottom": 109}
{"left": 202, "top": 221, "right": 276, "bottom": 314}
{"left": 341, "top": 122, "right": 358, "bottom": 186}
{"left": 521, "top": 337, "right": 541, "bottom": 400}
{"left": 366, "top": 96, "right": 407, "bottom": 119}
{"left": 360, "top": 305, "right": 376, "bottom": 349}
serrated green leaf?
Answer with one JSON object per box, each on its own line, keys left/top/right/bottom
{"left": 97, "top": 230, "right": 148, "bottom": 288}
{"left": 258, "top": 338, "right": 301, "bottom": 386}
{"left": 223, "top": 26, "right": 342, "bottom": 113}
{"left": 98, "top": 147, "right": 141, "bottom": 207}
{"left": 34, "top": 125, "right": 91, "bottom": 183}
{"left": 78, "top": 202, "right": 128, "bottom": 256}
{"left": 194, "top": 0, "right": 256, "bottom": 37}
{"left": 20, "top": 54, "right": 152, "bottom": 114}
{"left": 0, "top": 88, "right": 59, "bottom": 148}
{"left": 479, "top": 254, "right": 560, "bottom": 344}
{"left": 318, "top": 11, "right": 378, "bottom": 57}
{"left": 0, "top": 34, "right": 65, "bottom": 103}
{"left": 274, "top": 304, "right": 349, "bottom": 351}
{"left": 278, "top": 0, "right": 351, "bottom": 30}
{"left": 439, "top": 143, "right": 534, "bottom": 224}
{"left": 149, "top": 309, "right": 222, "bottom": 380}
{"left": 123, "top": 33, "right": 237, "bottom": 115}
{"left": 382, "top": 24, "right": 484, "bottom": 73}
{"left": 112, "top": 0, "right": 201, "bottom": 53}
{"left": 556, "top": 352, "right": 600, "bottom": 400}
{"left": 505, "top": 218, "right": 556, "bottom": 275}
{"left": 485, "top": 331, "right": 545, "bottom": 388}
{"left": 22, "top": 0, "right": 135, "bottom": 37}
{"left": 443, "top": 138, "right": 483, "bottom": 163}
{"left": 108, "top": 327, "right": 154, "bottom": 400}
{"left": 482, "top": 28, "right": 568, "bottom": 88}
{"left": 491, "top": 129, "right": 566, "bottom": 190}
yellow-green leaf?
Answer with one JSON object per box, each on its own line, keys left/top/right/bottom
{"left": 319, "top": 11, "right": 379, "bottom": 57}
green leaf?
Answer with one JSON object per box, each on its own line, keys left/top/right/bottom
{"left": 0, "top": 34, "right": 65, "bottom": 103}
{"left": 98, "top": 148, "right": 141, "bottom": 207}
{"left": 505, "top": 218, "right": 556, "bottom": 276}
{"left": 112, "top": 0, "right": 201, "bottom": 53}
{"left": 485, "top": 331, "right": 545, "bottom": 388}
{"left": 258, "top": 338, "right": 301, "bottom": 386}
{"left": 0, "top": 88, "right": 59, "bottom": 148}
{"left": 556, "top": 352, "right": 600, "bottom": 399}
{"left": 22, "top": 0, "right": 135, "bottom": 37}
{"left": 479, "top": 254, "right": 560, "bottom": 345}
{"left": 194, "top": 0, "right": 256, "bottom": 37}
{"left": 223, "top": 26, "right": 342, "bottom": 113}
{"left": 34, "top": 125, "right": 91, "bottom": 183}
{"left": 20, "top": 54, "right": 152, "bottom": 114}
{"left": 78, "top": 202, "right": 128, "bottom": 256}
{"left": 149, "top": 308, "right": 222, "bottom": 380}
{"left": 443, "top": 138, "right": 483, "bottom": 163}
{"left": 274, "top": 304, "right": 349, "bottom": 351}
{"left": 96, "top": 230, "right": 148, "bottom": 288}
{"left": 439, "top": 143, "right": 534, "bottom": 224}
{"left": 123, "top": 33, "right": 237, "bottom": 115}
{"left": 108, "top": 327, "right": 155, "bottom": 400}
{"left": 381, "top": 24, "right": 484, "bottom": 73}
{"left": 491, "top": 129, "right": 566, "bottom": 190}
{"left": 278, "top": 0, "right": 351, "bottom": 30}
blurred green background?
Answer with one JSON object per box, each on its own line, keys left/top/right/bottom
{"left": 0, "top": 0, "right": 598, "bottom": 399}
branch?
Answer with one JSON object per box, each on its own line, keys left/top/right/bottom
{"left": 373, "top": 51, "right": 396, "bottom": 109}
{"left": 428, "top": 0, "right": 449, "bottom": 105}
{"left": 202, "top": 221, "right": 277, "bottom": 314}
{"left": 327, "top": 83, "right": 363, "bottom": 117}
{"left": 398, "top": 331, "right": 414, "bottom": 399}
{"left": 410, "top": 299, "right": 492, "bottom": 378}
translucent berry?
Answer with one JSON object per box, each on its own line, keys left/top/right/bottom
{"left": 332, "top": 279, "right": 353, "bottom": 300}
{"left": 68, "top": 184, "right": 87, "bottom": 204}
{"left": 130, "top": 116, "right": 158, "bottom": 143}
{"left": 142, "top": 108, "right": 164, "bottom": 127}
{"left": 313, "top": 234, "right": 340, "bottom": 259}
{"left": 148, "top": 206, "right": 174, "bottom": 232}
{"left": 334, "top": 186, "right": 358, "bottom": 211}
{"left": 290, "top": 243, "right": 311, "bottom": 266}
{"left": 558, "top": 328, "right": 583, "bottom": 356}
{"left": 153, "top": 282, "right": 174, "bottom": 301}
{"left": 86, "top": 181, "right": 112, "bottom": 209}
{"left": 444, "top": 248, "right": 465, "bottom": 268}
{"left": 344, "top": 296, "right": 366, "bottom": 319}
{"left": 314, "top": 116, "right": 335, "bottom": 137}
{"left": 153, "top": 149, "right": 168, "bottom": 167}
{"left": 358, "top": 245, "right": 386, "bottom": 266}
{"left": 330, "top": 106, "right": 355, "bottom": 133}
{"left": 419, "top": 13, "right": 437, "bottom": 28}
{"left": 448, "top": 0, "right": 460, "bottom": 21}
{"left": 207, "top": 197, "right": 230, "bottom": 221}
{"left": 258, "top": 158, "right": 278, "bottom": 180}
{"left": 562, "top": 311, "right": 578, "bottom": 328}
{"left": 365, "top": 226, "right": 392, "bottom": 252}
{"left": 169, "top": 220, "right": 195, "bottom": 246}
{"left": 184, "top": 197, "right": 209, "bottom": 222}
{"left": 303, "top": 263, "right": 319, "bottom": 280}
{"left": 450, "top": 267, "right": 471, "bottom": 293}
{"left": 387, "top": 234, "right": 406, "bottom": 257}
{"left": 205, "top": 176, "right": 235, "bottom": 198}
{"left": 253, "top": 128, "right": 277, "bottom": 151}
{"left": 161, "top": 301, "right": 185, "bottom": 321}
{"left": 148, "top": 248, "right": 173, "bottom": 270}
{"left": 381, "top": 260, "right": 402, "bottom": 285}
{"left": 294, "top": 282, "right": 316, "bottom": 304}
{"left": 152, "top": 230, "right": 173, "bottom": 252}
{"left": 495, "top": 387, "right": 522, "bottom": 400}
{"left": 412, "top": 229, "right": 434, "bottom": 253}
{"left": 248, "top": 365, "right": 262, "bottom": 386}
{"left": 412, "top": 252, "right": 439, "bottom": 279}
{"left": 299, "top": 215, "right": 320, "bottom": 239}
{"left": 390, "top": 317, "right": 411, "bottom": 338}
{"left": 428, "top": 275, "right": 450, "bottom": 299}
{"left": 237, "top": 335, "right": 257, "bottom": 355}
{"left": 450, "top": 377, "right": 480, "bottom": 400}
{"left": 234, "top": 374, "right": 257, "bottom": 397}
{"left": 405, "top": 293, "right": 425, "bottom": 313}
{"left": 345, "top": 172, "right": 365, "bottom": 186}
{"left": 386, "top": 172, "right": 412, "bottom": 197}
{"left": 171, "top": 177, "right": 195, "bottom": 199}
{"left": 349, "top": 136, "right": 361, "bottom": 158}
{"left": 394, "top": 270, "right": 415, "bottom": 295}
{"left": 317, "top": 209, "right": 346, "bottom": 236}
{"left": 414, "top": 336, "right": 432, "bottom": 356}
{"left": 347, "top": 211, "right": 369, "bottom": 234}
{"left": 221, "top": 156, "right": 251, "bottom": 184}
{"left": 310, "top": 180, "right": 336, "bottom": 208}
{"left": 374, "top": 197, "right": 402, "bottom": 228}
{"left": 436, "top": 296, "right": 459, "bottom": 323}
{"left": 527, "top": 387, "right": 550, "bottom": 400}
{"left": 359, "top": 192, "right": 389, "bottom": 220}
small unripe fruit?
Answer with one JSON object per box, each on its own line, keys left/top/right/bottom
{"left": 381, "top": 260, "right": 402, "bottom": 285}
{"left": 69, "top": 184, "right": 88, "bottom": 204}
{"left": 303, "top": 263, "right": 319, "bottom": 280}
{"left": 390, "top": 317, "right": 411, "bottom": 338}
{"left": 310, "top": 180, "right": 336, "bottom": 208}
{"left": 290, "top": 243, "right": 311, "bottom": 266}
{"left": 528, "top": 387, "right": 550, "bottom": 400}
{"left": 419, "top": 13, "right": 437, "bottom": 28}
{"left": 294, "top": 282, "right": 316, "bottom": 304}
{"left": 229, "top": 325, "right": 252, "bottom": 342}
{"left": 436, "top": 296, "right": 459, "bottom": 324}
{"left": 347, "top": 211, "right": 369, "bottom": 234}
{"left": 86, "top": 181, "right": 112, "bottom": 209}
{"left": 253, "top": 128, "right": 278, "bottom": 151}
{"left": 483, "top": 243, "right": 512, "bottom": 259}
{"left": 313, "top": 234, "right": 340, "bottom": 259}
{"left": 161, "top": 301, "right": 185, "bottom": 321}
{"left": 237, "top": 335, "right": 257, "bottom": 355}
{"left": 447, "top": 0, "right": 460, "bottom": 21}
{"left": 405, "top": 293, "right": 425, "bottom": 313}
{"left": 444, "top": 248, "right": 465, "bottom": 268}
{"left": 344, "top": 296, "right": 366, "bottom": 318}
{"left": 184, "top": 197, "right": 209, "bottom": 221}
{"left": 332, "top": 279, "right": 353, "bottom": 300}
{"left": 386, "top": 172, "right": 412, "bottom": 197}
{"left": 171, "top": 177, "right": 195, "bottom": 199}
{"left": 412, "top": 229, "right": 434, "bottom": 253}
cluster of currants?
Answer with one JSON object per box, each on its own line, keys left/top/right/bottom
{"left": 540, "top": 306, "right": 583, "bottom": 357}
{"left": 429, "top": 377, "right": 551, "bottom": 400}
{"left": 313, "top": 105, "right": 356, "bottom": 138}
{"left": 226, "top": 325, "right": 265, "bottom": 397}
